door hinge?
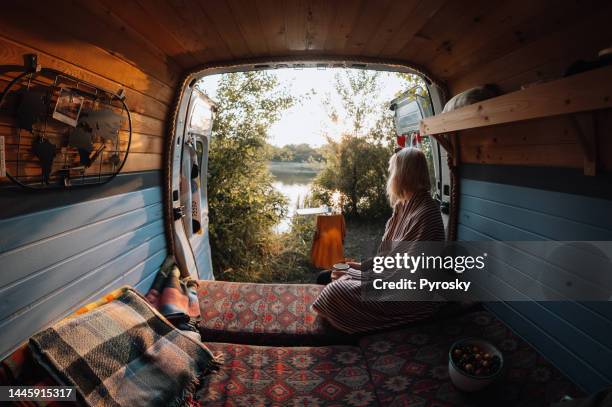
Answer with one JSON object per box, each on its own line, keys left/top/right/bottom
{"left": 173, "top": 206, "right": 186, "bottom": 220}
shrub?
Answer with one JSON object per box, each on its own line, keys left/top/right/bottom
{"left": 204, "top": 71, "right": 294, "bottom": 281}
{"left": 312, "top": 134, "right": 392, "bottom": 219}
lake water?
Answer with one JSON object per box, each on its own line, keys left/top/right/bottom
{"left": 268, "top": 161, "right": 321, "bottom": 233}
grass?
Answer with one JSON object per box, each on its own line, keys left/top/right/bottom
{"left": 264, "top": 216, "right": 386, "bottom": 284}
{"left": 213, "top": 215, "right": 386, "bottom": 284}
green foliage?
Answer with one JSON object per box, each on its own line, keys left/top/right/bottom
{"left": 311, "top": 71, "right": 396, "bottom": 219}
{"left": 204, "top": 71, "right": 296, "bottom": 281}
{"left": 266, "top": 143, "right": 324, "bottom": 163}
{"left": 329, "top": 70, "right": 381, "bottom": 135}
{"left": 312, "top": 70, "right": 432, "bottom": 219}
{"left": 313, "top": 135, "right": 392, "bottom": 218}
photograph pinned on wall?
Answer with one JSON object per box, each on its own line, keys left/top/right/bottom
{"left": 52, "top": 87, "right": 84, "bottom": 127}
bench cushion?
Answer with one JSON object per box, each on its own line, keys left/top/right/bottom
{"left": 195, "top": 342, "right": 378, "bottom": 406}
{"left": 359, "top": 310, "right": 583, "bottom": 406}
{"left": 197, "top": 281, "right": 346, "bottom": 345}
{"left": 0, "top": 344, "right": 60, "bottom": 399}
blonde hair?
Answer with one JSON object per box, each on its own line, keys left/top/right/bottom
{"left": 386, "top": 147, "right": 431, "bottom": 206}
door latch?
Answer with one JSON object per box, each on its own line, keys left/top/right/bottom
{"left": 173, "top": 206, "right": 186, "bottom": 220}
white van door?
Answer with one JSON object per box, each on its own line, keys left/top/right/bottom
{"left": 170, "top": 87, "right": 215, "bottom": 280}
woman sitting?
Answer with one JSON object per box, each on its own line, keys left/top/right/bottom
{"left": 312, "top": 147, "right": 445, "bottom": 333}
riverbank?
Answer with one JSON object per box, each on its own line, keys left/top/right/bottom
{"left": 214, "top": 160, "right": 387, "bottom": 283}
{"left": 288, "top": 217, "right": 386, "bottom": 283}
{"left": 268, "top": 161, "right": 323, "bottom": 174}
{"left": 269, "top": 160, "right": 323, "bottom": 233}
{"left": 213, "top": 217, "right": 386, "bottom": 283}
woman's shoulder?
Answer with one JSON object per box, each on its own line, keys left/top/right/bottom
{"left": 408, "top": 189, "right": 436, "bottom": 208}
{"left": 411, "top": 191, "right": 443, "bottom": 222}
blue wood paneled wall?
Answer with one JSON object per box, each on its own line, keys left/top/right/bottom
{"left": 458, "top": 165, "right": 612, "bottom": 393}
{"left": 0, "top": 184, "right": 167, "bottom": 360}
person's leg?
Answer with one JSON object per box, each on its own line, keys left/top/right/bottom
{"left": 316, "top": 270, "right": 332, "bottom": 285}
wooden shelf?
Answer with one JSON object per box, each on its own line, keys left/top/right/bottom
{"left": 420, "top": 65, "right": 612, "bottom": 136}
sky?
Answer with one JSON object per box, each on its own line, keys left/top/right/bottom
{"left": 198, "top": 68, "right": 412, "bottom": 147}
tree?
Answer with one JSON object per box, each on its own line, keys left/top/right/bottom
{"left": 313, "top": 70, "right": 395, "bottom": 218}
{"left": 314, "top": 134, "right": 391, "bottom": 218}
{"left": 313, "top": 70, "right": 429, "bottom": 219}
{"left": 201, "top": 71, "right": 294, "bottom": 279}
{"left": 326, "top": 70, "right": 381, "bottom": 136}
{"left": 266, "top": 143, "right": 324, "bottom": 163}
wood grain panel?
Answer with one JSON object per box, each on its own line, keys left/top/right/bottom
{"left": 360, "top": 0, "right": 420, "bottom": 57}
{"left": 140, "top": 0, "right": 231, "bottom": 63}
{"left": 70, "top": 0, "right": 612, "bottom": 108}
{"left": 459, "top": 116, "right": 583, "bottom": 168}
{"left": 93, "top": 0, "right": 200, "bottom": 69}
{"left": 0, "top": 39, "right": 169, "bottom": 121}
{"left": 283, "top": 0, "right": 309, "bottom": 52}
{"left": 1, "top": 128, "right": 161, "bottom": 150}
{"left": 253, "top": 0, "right": 287, "bottom": 55}
{"left": 205, "top": 0, "right": 254, "bottom": 58}
{"left": 458, "top": 112, "right": 612, "bottom": 171}
{"left": 1, "top": 152, "right": 160, "bottom": 179}
{"left": 227, "top": 0, "right": 269, "bottom": 55}
{"left": 20, "top": 0, "right": 182, "bottom": 87}
{"left": 400, "top": 0, "right": 497, "bottom": 66}
{"left": 428, "top": 0, "right": 553, "bottom": 78}
{"left": 302, "top": 0, "right": 336, "bottom": 52}
{"left": 343, "top": 0, "right": 394, "bottom": 56}
{"left": 461, "top": 143, "right": 583, "bottom": 168}
{"left": 458, "top": 117, "right": 579, "bottom": 147}
{"left": 0, "top": 5, "right": 171, "bottom": 178}
{"left": 322, "top": 0, "right": 363, "bottom": 53}
{"left": 3, "top": 1, "right": 611, "bottom": 177}
{"left": 0, "top": 107, "right": 164, "bottom": 140}
{"left": 0, "top": 6, "right": 175, "bottom": 102}
{"left": 377, "top": 0, "right": 447, "bottom": 57}
{"left": 421, "top": 67, "right": 612, "bottom": 135}
{"left": 434, "top": 0, "right": 605, "bottom": 83}
{"left": 449, "top": 2, "right": 612, "bottom": 93}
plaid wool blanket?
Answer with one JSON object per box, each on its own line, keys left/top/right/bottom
{"left": 29, "top": 288, "right": 219, "bottom": 407}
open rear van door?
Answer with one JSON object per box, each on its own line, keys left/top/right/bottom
{"left": 390, "top": 88, "right": 450, "bottom": 226}
{"left": 170, "top": 87, "right": 215, "bottom": 280}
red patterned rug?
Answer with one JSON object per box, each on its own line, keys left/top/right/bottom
{"left": 195, "top": 342, "right": 378, "bottom": 406}
{"left": 359, "top": 310, "right": 583, "bottom": 406}
{"left": 197, "top": 281, "right": 347, "bottom": 345}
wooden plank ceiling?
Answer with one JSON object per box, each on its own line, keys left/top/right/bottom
{"left": 3, "top": 0, "right": 612, "bottom": 94}
{"left": 100, "top": 0, "right": 612, "bottom": 92}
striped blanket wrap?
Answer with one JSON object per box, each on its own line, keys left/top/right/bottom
{"left": 145, "top": 257, "right": 201, "bottom": 338}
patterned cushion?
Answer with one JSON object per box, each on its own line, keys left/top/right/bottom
{"left": 197, "top": 281, "right": 346, "bottom": 345}
{"left": 0, "top": 343, "right": 62, "bottom": 407}
{"left": 359, "top": 310, "right": 583, "bottom": 406}
{"left": 195, "top": 342, "right": 379, "bottom": 406}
